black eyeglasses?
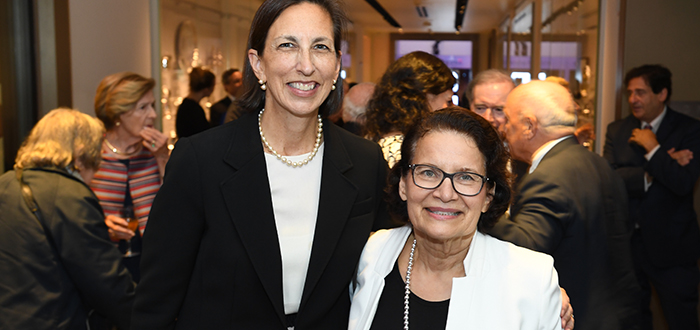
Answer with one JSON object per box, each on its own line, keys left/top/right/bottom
{"left": 408, "top": 164, "right": 489, "bottom": 197}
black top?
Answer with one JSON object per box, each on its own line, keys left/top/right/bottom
{"left": 370, "top": 261, "right": 449, "bottom": 330}
{"left": 175, "top": 98, "right": 210, "bottom": 138}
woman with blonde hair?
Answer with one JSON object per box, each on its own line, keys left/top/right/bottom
{"left": 0, "top": 108, "right": 135, "bottom": 330}
{"left": 92, "top": 72, "right": 169, "bottom": 282}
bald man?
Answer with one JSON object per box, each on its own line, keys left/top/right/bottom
{"left": 489, "top": 81, "right": 641, "bottom": 330}
{"left": 340, "top": 82, "right": 375, "bottom": 136}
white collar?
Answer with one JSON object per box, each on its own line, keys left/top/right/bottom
{"left": 529, "top": 135, "right": 572, "bottom": 174}
{"left": 641, "top": 105, "right": 667, "bottom": 134}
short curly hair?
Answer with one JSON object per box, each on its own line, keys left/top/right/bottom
{"left": 364, "top": 51, "right": 455, "bottom": 141}
{"left": 94, "top": 72, "right": 155, "bottom": 130}
{"left": 385, "top": 106, "right": 511, "bottom": 232}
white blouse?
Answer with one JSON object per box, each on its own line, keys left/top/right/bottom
{"left": 264, "top": 143, "right": 324, "bottom": 314}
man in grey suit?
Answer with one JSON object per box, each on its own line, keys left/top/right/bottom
{"left": 604, "top": 64, "right": 700, "bottom": 330}
{"left": 489, "top": 80, "right": 640, "bottom": 329}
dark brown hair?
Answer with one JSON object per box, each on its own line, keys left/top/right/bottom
{"left": 237, "top": 0, "right": 347, "bottom": 118}
{"left": 189, "top": 67, "right": 216, "bottom": 92}
{"left": 364, "top": 51, "right": 456, "bottom": 141}
{"left": 386, "top": 107, "right": 511, "bottom": 232}
{"left": 624, "top": 64, "right": 672, "bottom": 104}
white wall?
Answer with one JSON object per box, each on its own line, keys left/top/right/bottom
{"left": 69, "top": 0, "right": 152, "bottom": 116}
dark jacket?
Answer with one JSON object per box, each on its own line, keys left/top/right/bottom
{"left": 604, "top": 108, "right": 700, "bottom": 267}
{"left": 489, "top": 136, "right": 641, "bottom": 330}
{"left": 0, "top": 167, "right": 135, "bottom": 330}
{"left": 132, "top": 112, "right": 391, "bottom": 329}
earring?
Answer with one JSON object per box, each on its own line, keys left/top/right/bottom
{"left": 258, "top": 79, "right": 267, "bottom": 91}
{"left": 115, "top": 122, "right": 121, "bottom": 126}
{"left": 331, "top": 79, "right": 337, "bottom": 91}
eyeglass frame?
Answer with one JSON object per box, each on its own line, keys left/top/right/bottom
{"left": 472, "top": 104, "right": 505, "bottom": 118}
{"left": 407, "top": 164, "right": 490, "bottom": 197}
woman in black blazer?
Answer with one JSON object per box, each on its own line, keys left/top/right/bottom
{"left": 131, "top": 0, "right": 390, "bottom": 329}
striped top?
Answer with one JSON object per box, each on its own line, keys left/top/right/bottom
{"left": 90, "top": 148, "right": 161, "bottom": 233}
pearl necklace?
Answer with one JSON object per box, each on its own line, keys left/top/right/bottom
{"left": 404, "top": 238, "right": 417, "bottom": 330}
{"left": 104, "top": 139, "right": 140, "bottom": 156}
{"left": 258, "top": 108, "right": 323, "bottom": 168}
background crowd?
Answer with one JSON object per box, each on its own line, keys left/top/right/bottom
{"left": 0, "top": 0, "right": 697, "bottom": 330}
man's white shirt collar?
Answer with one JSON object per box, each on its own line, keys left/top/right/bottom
{"left": 529, "top": 135, "right": 572, "bottom": 174}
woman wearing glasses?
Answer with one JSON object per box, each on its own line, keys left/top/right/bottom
{"left": 349, "top": 108, "right": 568, "bottom": 330}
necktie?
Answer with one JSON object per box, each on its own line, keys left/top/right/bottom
{"left": 643, "top": 124, "right": 652, "bottom": 130}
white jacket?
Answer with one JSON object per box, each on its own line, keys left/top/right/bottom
{"left": 348, "top": 225, "right": 561, "bottom": 330}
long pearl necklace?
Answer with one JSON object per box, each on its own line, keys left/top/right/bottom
{"left": 104, "top": 139, "right": 140, "bottom": 156}
{"left": 258, "top": 108, "right": 323, "bottom": 168}
{"left": 404, "top": 238, "right": 417, "bottom": 330}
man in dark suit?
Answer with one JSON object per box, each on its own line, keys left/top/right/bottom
{"left": 604, "top": 64, "right": 700, "bottom": 330}
{"left": 489, "top": 80, "right": 640, "bottom": 329}
{"left": 209, "top": 68, "right": 242, "bottom": 126}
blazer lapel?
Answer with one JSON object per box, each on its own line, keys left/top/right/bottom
{"left": 299, "top": 122, "right": 358, "bottom": 310}
{"left": 445, "top": 232, "right": 488, "bottom": 329}
{"left": 219, "top": 114, "right": 286, "bottom": 323}
{"left": 654, "top": 108, "right": 676, "bottom": 145}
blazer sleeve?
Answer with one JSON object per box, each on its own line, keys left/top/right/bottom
{"left": 488, "top": 175, "right": 567, "bottom": 254}
{"left": 539, "top": 265, "right": 562, "bottom": 330}
{"left": 132, "top": 138, "right": 206, "bottom": 330}
{"left": 603, "top": 121, "right": 646, "bottom": 197}
{"left": 645, "top": 120, "right": 700, "bottom": 196}
{"left": 47, "top": 177, "right": 135, "bottom": 330}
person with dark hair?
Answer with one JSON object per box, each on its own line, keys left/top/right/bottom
{"left": 604, "top": 64, "right": 700, "bottom": 330}
{"left": 175, "top": 66, "right": 215, "bottom": 138}
{"left": 364, "top": 51, "right": 456, "bottom": 167}
{"left": 349, "top": 107, "right": 566, "bottom": 330}
{"left": 491, "top": 81, "right": 641, "bottom": 329}
{"left": 210, "top": 68, "right": 243, "bottom": 126}
{"left": 131, "top": 1, "right": 390, "bottom": 329}
{"left": 0, "top": 108, "right": 135, "bottom": 330}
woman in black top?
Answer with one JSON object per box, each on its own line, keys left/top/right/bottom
{"left": 175, "top": 66, "right": 215, "bottom": 138}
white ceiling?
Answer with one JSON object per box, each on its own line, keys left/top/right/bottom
{"left": 344, "top": 0, "right": 520, "bottom": 33}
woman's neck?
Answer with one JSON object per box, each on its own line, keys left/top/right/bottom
{"left": 413, "top": 231, "right": 472, "bottom": 274}
{"left": 105, "top": 129, "right": 142, "bottom": 156}
{"left": 186, "top": 90, "right": 208, "bottom": 103}
{"left": 259, "top": 107, "right": 320, "bottom": 156}
{"left": 398, "top": 231, "right": 473, "bottom": 301}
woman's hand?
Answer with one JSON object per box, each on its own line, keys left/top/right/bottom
{"left": 560, "top": 287, "right": 574, "bottom": 330}
{"left": 140, "top": 127, "right": 170, "bottom": 178}
{"left": 105, "top": 215, "right": 136, "bottom": 241}
{"left": 140, "top": 127, "right": 169, "bottom": 157}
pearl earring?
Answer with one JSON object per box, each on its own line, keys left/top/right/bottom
{"left": 258, "top": 79, "right": 267, "bottom": 91}
{"left": 116, "top": 122, "right": 121, "bottom": 126}
{"left": 331, "top": 79, "right": 337, "bottom": 91}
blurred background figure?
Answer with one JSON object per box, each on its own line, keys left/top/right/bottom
{"left": 468, "top": 68, "right": 514, "bottom": 133}
{"left": 339, "top": 82, "right": 375, "bottom": 136}
{"left": 91, "top": 72, "right": 169, "bottom": 282}
{"left": 175, "top": 66, "right": 215, "bottom": 138}
{"left": 0, "top": 108, "right": 135, "bottom": 330}
{"left": 364, "top": 51, "right": 455, "bottom": 167}
{"left": 210, "top": 68, "right": 243, "bottom": 126}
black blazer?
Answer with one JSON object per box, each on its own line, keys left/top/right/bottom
{"left": 132, "top": 112, "right": 390, "bottom": 329}
{"left": 604, "top": 108, "right": 700, "bottom": 267}
{"left": 489, "top": 136, "right": 640, "bottom": 330}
